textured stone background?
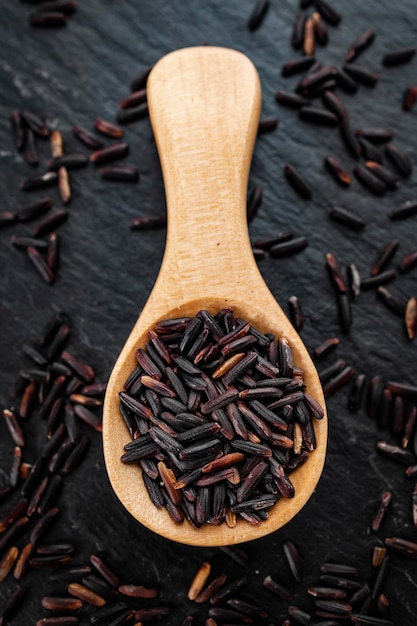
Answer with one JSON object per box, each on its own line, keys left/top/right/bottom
{"left": 0, "top": 1, "right": 416, "bottom": 624}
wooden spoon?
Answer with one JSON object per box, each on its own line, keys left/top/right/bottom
{"left": 103, "top": 46, "right": 327, "bottom": 546}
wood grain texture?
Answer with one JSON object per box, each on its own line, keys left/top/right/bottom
{"left": 102, "top": 46, "right": 327, "bottom": 546}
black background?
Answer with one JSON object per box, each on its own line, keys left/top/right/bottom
{"left": 1, "top": 1, "right": 417, "bottom": 624}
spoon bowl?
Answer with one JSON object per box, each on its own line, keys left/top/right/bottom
{"left": 103, "top": 46, "right": 327, "bottom": 546}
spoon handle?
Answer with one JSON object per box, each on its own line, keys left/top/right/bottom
{"left": 147, "top": 46, "right": 262, "bottom": 305}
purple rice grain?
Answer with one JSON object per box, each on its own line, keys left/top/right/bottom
{"left": 347, "top": 264, "right": 361, "bottom": 299}
{"left": 385, "top": 143, "right": 413, "bottom": 177}
{"left": 27, "top": 246, "right": 54, "bottom": 284}
{"left": 360, "top": 270, "right": 396, "bottom": 290}
{"left": 403, "top": 85, "right": 417, "bottom": 111}
{"left": 297, "top": 66, "right": 337, "bottom": 95}
{"left": 62, "top": 434, "right": 90, "bottom": 474}
{"left": 372, "top": 241, "right": 399, "bottom": 277}
{"left": 388, "top": 200, "right": 417, "bottom": 220}
{"left": 48, "top": 439, "right": 74, "bottom": 473}
{"left": 367, "top": 375, "right": 384, "bottom": 417}
{"left": 392, "top": 395, "right": 405, "bottom": 434}
{"left": 287, "top": 605, "right": 311, "bottom": 625}
{"left": 288, "top": 296, "right": 303, "bottom": 331}
{"left": 9, "top": 446, "right": 22, "bottom": 488}
{"left": 72, "top": 124, "right": 104, "bottom": 150}
{"left": 371, "top": 555, "right": 390, "bottom": 600}
{"left": 41, "top": 596, "right": 83, "bottom": 611}
{"left": 21, "top": 110, "right": 50, "bottom": 137}
{"left": 383, "top": 46, "right": 416, "bottom": 66}
{"left": 340, "top": 122, "right": 362, "bottom": 157}
{"left": 93, "top": 118, "right": 124, "bottom": 138}
{"left": 11, "top": 235, "right": 48, "bottom": 249}
{"left": 134, "top": 606, "right": 171, "bottom": 621}
{"left": 2, "top": 409, "right": 25, "bottom": 447}
{"left": 346, "top": 29, "right": 375, "bottom": 62}
{"left": 90, "top": 142, "right": 129, "bottom": 164}
{"left": 399, "top": 249, "right": 417, "bottom": 273}
{"left": 308, "top": 586, "right": 347, "bottom": 599}
{"left": 46, "top": 232, "right": 60, "bottom": 273}
{"left": 283, "top": 540, "right": 303, "bottom": 583}
{"left": 247, "top": 0, "right": 270, "bottom": 31}
{"left": 323, "top": 366, "right": 355, "bottom": 397}
{"left": 354, "top": 165, "right": 386, "bottom": 195}
{"left": 258, "top": 116, "right": 279, "bottom": 133}
{"left": 405, "top": 297, "right": 417, "bottom": 340}
{"left": 335, "top": 66, "right": 359, "bottom": 92}
{"left": 314, "top": 0, "right": 341, "bottom": 25}
{"left": 10, "top": 110, "right": 25, "bottom": 151}
{"left": 376, "top": 441, "right": 416, "bottom": 465}
{"left": 0, "top": 211, "right": 17, "bottom": 227}
{"left": 292, "top": 11, "right": 307, "bottom": 49}
{"left": 312, "top": 11, "right": 328, "bottom": 46}
{"left": 29, "top": 12, "right": 67, "bottom": 26}
{"left": 284, "top": 164, "right": 312, "bottom": 198}
{"left": 225, "top": 598, "right": 267, "bottom": 620}
{"left": 322, "top": 90, "right": 349, "bottom": 122}
{"left": 90, "top": 554, "right": 120, "bottom": 588}
{"left": 406, "top": 465, "right": 417, "bottom": 478}
{"left": 365, "top": 162, "right": 399, "bottom": 189}
{"left": 348, "top": 374, "right": 368, "bottom": 412}
{"left": 328, "top": 205, "right": 365, "bottom": 230}
{"left": 385, "top": 536, "right": 417, "bottom": 558}
{"left": 68, "top": 582, "right": 106, "bottom": 607}
{"left": 32, "top": 208, "right": 68, "bottom": 237}
{"left": 19, "top": 382, "right": 38, "bottom": 418}
{"left": 84, "top": 578, "right": 118, "bottom": 601}
{"left": 326, "top": 253, "right": 348, "bottom": 293}
{"left": 61, "top": 350, "right": 95, "bottom": 381}
{"left": 351, "top": 616, "right": 393, "bottom": 625}
{"left": 313, "top": 337, "right": 339, "bottom": 360}
{"left": 0, "top": 516, "right": 29, "bottom": 553}
{"left": 130, "top": 215, "right": 167, "bottom": 230}
{"left": 320, "top": 574, "right": 361, "bottom": 589}
{"left": 24, "top": 128, "right": 40, "bottom": 165}
{"left": 73, "top": 404, "right": 102, "bottom": 431}
{"left": 402, "top": 406, "right": 416, "bottom": 448}
{"left": 0, "top": 546, "right": 19, "bottom": 582}
{"left": 116, "top": 104, "right": 149, "bottom": 124}
{"left": 21, "top": 171, "right": 58, "bottom": 191}
{"left": 275, "top": 90, "right": 310, "bottom": 108}
{"left": 119, "top": 89, "right": 147, "bottom": 110}
{"left": 99, "top": 165, "right": 139, "bottom": 182}
{"left": 247, "top": 184, "right": 263, "bottom": 222}
{"left": 315, "top": 599, "right": 352, "bottom": 615}
{"left": 254, "top": 232, "right": 294, "bottom": 251}
{"left": 299, "top": 106, "right": 339, "bottom": 125}
{"left": 37, "top": 474, "right": 63, "bottom": 514}
{"left": 343, "top": 63, "right": 378, "bottom": 86}
{"left": 281, "top": 56, "right": 316, "bottom": 77}
{"left": 195, "top": 573, "right": 227, "bottom": 603}
{"left": 0, "top": 498, "right": 28, "bottom": 532}
{"left": 371, "top": 491, "right": 392, "bottom": 532}
{"left": 355, "top": 128, "right": 394, "bottom": 143}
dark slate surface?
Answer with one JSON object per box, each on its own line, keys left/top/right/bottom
{"left": 1, "top": 1, "right": 417, "bottom": 624}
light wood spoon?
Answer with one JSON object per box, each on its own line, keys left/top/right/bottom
{"left": 103, "top": 46, "right": 327, "bottom": 546}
